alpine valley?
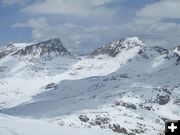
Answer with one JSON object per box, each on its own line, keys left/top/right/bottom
{"left": 0, "top": 37, "right": 180, "bottom": 135}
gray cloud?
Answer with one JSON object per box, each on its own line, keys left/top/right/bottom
{"left": 22, "top": 0, "right": 117, "bottom": 17}
{"left": 137, "top": 0, "right": 180, "bottom": 19}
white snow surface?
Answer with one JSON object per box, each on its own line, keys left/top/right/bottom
{"left": 174, "top": 46, "right": 180, "bottom": 55}
{"left": 0, "top": 114, "right": 115, "bottom": 135}
{"left": 13, "top": 43, "right": 32, "bottom": 48}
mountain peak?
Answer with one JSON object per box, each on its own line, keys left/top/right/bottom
{"left": 12, "top": 38, "right": 73, "bottom": 58}
{"left": 173, "top": 44, "right": 180, "bottom": 55}
{"left": 91, "top": 36, "right": 144, "bottom": 57}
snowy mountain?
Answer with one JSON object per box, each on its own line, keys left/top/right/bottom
{"left": 91, "top": 37, "right": 144, "bottom": 57}
{"left": 0, "top": 38, "right": 77, "bottom": 109}
{"left": 12, "top": 38, "right": 73, "bottom": 58}
{"left": 0, "top": 38, "right": 76, "bottom": 78}
{"left": 0, "top": 38, "right": 73, "bottom": 59}
{"left": 174, "top": 44, "right": 180, "bottom": 55}
{"left": 0, "top": 37, "right": 180, "bottom": 135}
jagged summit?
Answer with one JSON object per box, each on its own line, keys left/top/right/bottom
{"left": 0, "top": 38, "right": 73, "bottom": 60}
{"left": 90, "top": 37, "right": 180, "bottom": 65}
{"left": 91, "top": 37, "right": 144, "bottom": 57}
{"left": 13, "top": 38, "right": 72, "bottom": 57}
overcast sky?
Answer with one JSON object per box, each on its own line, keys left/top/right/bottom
{"left": 0, "top": 0, "right": 180, "bottom": 53}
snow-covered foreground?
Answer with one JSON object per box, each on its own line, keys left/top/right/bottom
{"left": 0, "top": 114, "right": 116, "bottom": 135}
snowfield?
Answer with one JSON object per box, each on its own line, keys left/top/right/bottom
{"left": 0, "top": 37, "right": 180, "bottom": 135}
{"left": 0, "top": 114, "right": 116, "bottom": 135}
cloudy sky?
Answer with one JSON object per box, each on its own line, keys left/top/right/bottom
{"left": 0, "top": 0, "right": 180, "bottom": 53}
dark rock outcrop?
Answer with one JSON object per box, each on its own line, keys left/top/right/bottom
{"left": 45, "top": 83, "right": 57, "bottom": 89}
{"left": 111, "top": 124, "right": 128, "bottom": 134}
{"left": 156, "top": 95, "right": 170, "bottom": 105}
{"left": 113, "top": 101, "right": 137, "bottom": 110}
{"left": 13, "top": 38, "right": 72, "bottom": 57}
{"left": 79, "top": 115, "right": 90, "bottom": 123}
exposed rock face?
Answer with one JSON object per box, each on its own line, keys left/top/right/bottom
{"left": 156, "top": 95, "right": 170, "bottom": 105}
{"left": 0, "top": 38, "right": 73, "bottom": 60}
{"left": 136, "top": 45, "right": 180, "bottom": 65}
{"left": 45, "top": 83, "right": 57, "bottom": 89}
{"left": 177, "top": 56, "right": 180, "bottom": 63}
{"left": 152, "top": 46, "right": 168, "bottom": 54}
{"left": 0, "top": 44, "right": 19, "bottom": 59}
{"left": 91, "top": 37, "right": 144, "bottom": 57}
{"left": 113, "top": 101, "right": 137, "bottom": 110}
{"left": 79, "top": 115, "right": 90, "bottom": 123}
{"left": 13, "top": 38, "right": 72, "bottom": 57}
{"left": 94, "top": 116, "right": 110, "bottom": 125}
{"left": 111, "top": 124, "right": 128, "bottom": 134}
{"left": 138, "top": 46, "right": 169, "bottom": 59}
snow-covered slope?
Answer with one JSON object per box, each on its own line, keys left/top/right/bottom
{"left": 0, "top": 43, "right": 26, "bottom": 60}
{"left": 0, "top": 37, "right": 180, "bottom": 135}
{"left": 0, "top": 114, "right": 115, "bottom": 135}
{"left": 0, "top": 38, "right": 75, "bottom": 78}
{"left": 0, "top": 38, "right": 78, "bottom": 109}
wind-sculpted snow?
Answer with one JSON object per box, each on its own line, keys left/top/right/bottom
{"left": 0, "top": 37, "right": 180, "bottom": 135}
